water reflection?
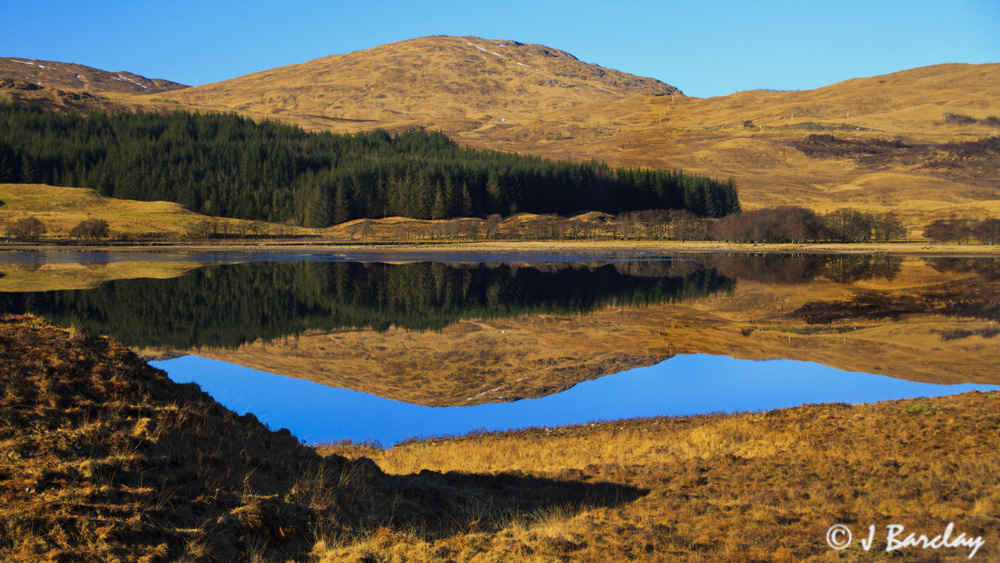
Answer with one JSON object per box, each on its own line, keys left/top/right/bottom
{"left": 0, "top": 259, "right": 733, "bottom": 348}
{"left": 3, "top": 252, "right": 999, "bottom": 411}
{"left": 153, "top": 354, "right": 1000, "bottom": 446}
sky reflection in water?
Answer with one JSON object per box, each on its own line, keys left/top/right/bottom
{"left": 152, "top": 354, "right": 1000, "bottom": 446}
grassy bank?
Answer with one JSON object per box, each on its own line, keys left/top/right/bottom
{"left": 4, "top": 239, "right": 1000, "bottom": 256}
{"left": 1, "top": 314, "right": 997, "bottom": 561}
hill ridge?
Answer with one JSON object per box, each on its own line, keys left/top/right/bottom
{"left": 0, "top": 57, "right": 187, "bottom": 95}
{"left": 159, "top": 35, "right": 682, "bottom": 132}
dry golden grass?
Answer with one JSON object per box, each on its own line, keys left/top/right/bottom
{"left": 2, "top": 314, "right": 997, "bottom": 561}
{"left": 148, "top": 44, "right": 1000, "bottom": 225}
{"left": 155, "top": 36, "right": 680, "bottom": 135}
{"left": 0, "top": 315, "right": 647, "bottom": 562}
{"left": 5, "top": 40, "right": 1000, "bottom": 226}
{"left": 0, "top": 57, "right": 185, "bottom": 95}
{"left": 318, "top": 391, "right": 1000, "bottom": 562}
{"left": 0, "top": 183, "right": 319, "bottom": 241}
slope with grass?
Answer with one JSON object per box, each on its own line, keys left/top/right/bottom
{"left": 3, "top": 38, "right": 999, "bottom": 228}
{"left": 157, "top": 35, "right": 681, "bottom": 134}
{"left": 319, "top": 390, "right": 999, "bottom": 562}
{"left": 0, "top": 314, "right": 643, "bottom": 562}
{"left": 0, "top": 183, "right": 318, "bottom": 241}
{"left": 3, "top": 314, "right": 997, "bottom": 562}
{"left": 147, "top": 43, "right": 1000, "bottom": 225}
{"left": 467, "top": 63, "right": 1000, "bottom": 223}
{"left": 0, "top": 58, "right": 186, "bottom": 95}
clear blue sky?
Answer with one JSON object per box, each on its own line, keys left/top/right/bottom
{"left": 3, "top": 0, "right": 998, "bottom": 98}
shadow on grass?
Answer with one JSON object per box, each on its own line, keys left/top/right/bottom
{"left": 372, "top": 466, "right": 649, "bottom": 537}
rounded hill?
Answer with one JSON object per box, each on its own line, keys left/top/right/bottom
{"left": 160, "top": 35, "right": 683, "bottom": 133}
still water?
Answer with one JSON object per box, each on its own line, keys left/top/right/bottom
{"left": 152, "top": 353, "right": 998, "bottom": 446}
{"left": 3, "top": 250, "right": 999, "bottom": 445}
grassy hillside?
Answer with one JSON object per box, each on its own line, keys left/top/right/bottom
{"left": 156, "top": 51, "right": 1000, "bottom": 226}
{"left": 157, "top": 36, "right": 681, "bottom": 134}
{"left": 0, "top": 183, "right": 317, "bottom": 241}
{"left": 2, "top": 38, "right": 998, "bottom": 226}
{"left": 466, "top": 63, "right": 1000, "bottom": 224}
{"left": 0, "top": 314, "right": 643, "bottom": 562}
{"left": 0, "top": 57, "right": 186, "bottom": 95}
{"left": 3, "top": 314, "right": 997, "bottom": 561}
{"left": 320, "top": 391, "right": 998, "bottom": 561}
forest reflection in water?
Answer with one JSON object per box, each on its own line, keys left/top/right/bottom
{"left": 0, "top": 252, "right": 949, "bottom": 349}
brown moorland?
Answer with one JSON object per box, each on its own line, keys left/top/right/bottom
{"left": 0, "top": 57, "right": 186, "bottom": 95}
{"left": 0, "top": 315, "right": 643, "bottom": 562}
{"left": 5, "top": 37, "right": 997, "bottom": 226}
{"left": 0, "top": 183, "right": 321, "bottom": 242}
{"left": 319, "top": 389, "right": 999, "bottom": 562}
{"left": 151, "top": 40, "right": 1000, "bottom": 226}
{"left": 2, "top": 314, "right": 997, "bottom": 561}
{"left": 155, "top": 36, "right": 682, "bottom": 134}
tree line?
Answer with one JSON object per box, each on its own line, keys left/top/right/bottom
{"left": 923, "top": 218, "right": 1000, "bottom": 245}
{"left": 709, "top": 207, "right": 907, "bottom": 243}
{"left": 0, "top": 102, "right": 740, "bottom": 226}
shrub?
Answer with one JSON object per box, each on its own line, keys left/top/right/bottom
{"left": 871, "top": 213, "right": 906, "bottom": 242}
{"left": 824, "top": 209, "right": 874, "bottom": 243}
{"left": 924, "top": 218, "right": 974, "bottom": 244}
{"left": 5, "top": 216, "right": 46, "bottom": 242}
{"left": 69, "top": 218, "right": 110, "bottom": 241}
{"left": 945, "top": 113, "right": 977, "bottom": 125}
{"left": 711, "top": 206, "right": 824, "bottom": 243}
{"left": 973, "top": 219, "right": 1000, "bottom": 245}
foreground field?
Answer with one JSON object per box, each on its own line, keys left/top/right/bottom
{"left": 319, "top": 392, "right": 999, "bottom": 562}
{"left": 1, "top": 314, "right": 996, "bottom": 561}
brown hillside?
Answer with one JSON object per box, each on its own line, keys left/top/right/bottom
{"left": 0, "top": 57, "right": 186, "bottom": 95}
{"left": 3, "top": 41, "right": 998, "bottom": 225}
{"left": 157, "top": 35, "right": 681, "bottom": 134}
{"left": 153, "top": 47, "right": 999, "bottom": 224}
{"left": 0, "top": 315, "right": 642, "bottom": 561}
{"left": 466, "top": 63, "right": 1000, "bottom": 221}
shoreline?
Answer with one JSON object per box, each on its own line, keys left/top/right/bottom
{"left": 2, "top": 239, "right": 1000, "bottom": 256}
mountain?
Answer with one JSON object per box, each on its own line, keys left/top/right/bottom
{"left": 158, "top": 35, "right": 682, "bottom": 133}
{"left": 153, "top": 41, "right": 1000, "bottom": 224}
{"left": 470, "top": 62, "right": 1000, "bottom": 219}
{"left": 0, "top": 57, "right": 186, "bottom": 95}
{"left": 2, "top": 38, "right": 998, "bottom": 225}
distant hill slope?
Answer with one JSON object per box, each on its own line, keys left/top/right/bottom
{"left": 2, "top": 41, "right": 998, "bottom": 224}
{"left": 0, "top": 57, "right": 187, "bottom": 95}
{"left": 464, "top": 62, "right": 1000, "bottom": 220}
{"left": 158, "top": 35, "right": 682, "bottom": 133}
{"left": 153, "top": 43, "right": 998, "bottom": 223}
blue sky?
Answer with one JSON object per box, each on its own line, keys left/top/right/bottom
{"left": 3, "top": 0, "right": 998, "bottom": 98}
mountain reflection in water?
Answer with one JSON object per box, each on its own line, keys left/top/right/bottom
{"left": 153, "top": 353, "right": 1000, "bottom": 446}
{"left": 2, "top": 252, "right": 999, "bottom": 417}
